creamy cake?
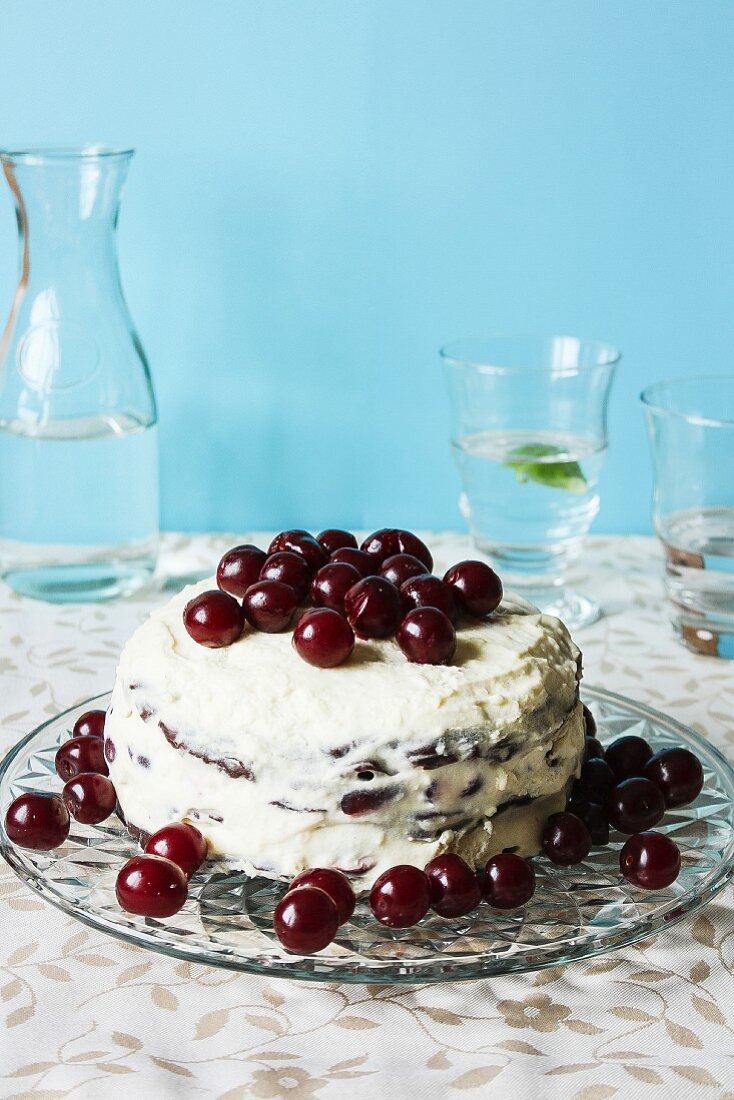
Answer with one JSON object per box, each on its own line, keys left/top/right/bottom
{"left": 105, "top": 579, "right": 584, "bottom": 888}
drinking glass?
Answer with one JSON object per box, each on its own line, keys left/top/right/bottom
{"left": 641, "top": 376, "right": 734, "bottom": 659}
{"left": 0, "top": 146, "right": 158, "bottom": 602}
{"left": 441, "top": 336, "right": 619, "bottom": 630}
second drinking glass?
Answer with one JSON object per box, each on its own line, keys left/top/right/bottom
{"left": 441, "top": 336, "right": 619, "bottom": 630}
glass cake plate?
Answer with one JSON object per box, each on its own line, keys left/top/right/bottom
{"left": 1, "top": 686, "right": 733, "bottom": 984}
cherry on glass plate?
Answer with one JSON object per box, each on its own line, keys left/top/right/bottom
{"left": 582, "top": 704, "right": 597, "bottom": 739}
{"left": 243, "top": 580, "right": 298, "bottom": 633}
{"left": 293, "top": 608, "right": 355, "bottom": 668}
{"left": 62, "top": 773, "right": 117, "bottom": 825}
{"left": 575, "top": 757, "right": 616, "bottom": 803}
{"left": 260, "top": 551, "right": 311, "bottom": 601}
{"left": 605, "top": 777, "right": 665, "bottom": 834}
{"left": 329, "top": 547, "right": 376, "bottom": 578}
{"left": 643, "top": 747, "right": 704, "bottom": 808}
{"left": 620, "top": 831, "right": 681, "bottom": 890}
{"left": 115, "top": 854, "right": 188, "bottom": 918}
{"left": 483, "top": 853, "right": 536, "bottom": 909}
{"left": 344, "top": 577, "right": 402, "bottom": 638}
{"left": 567, "top": 794, "right": 610, "bottom": 846}
{"left": 443, "top": 560, "right": 502, "bottom": 617}
{"left": 274, "top": 885, "right": 339, "bottom": 953}
{"left": 216, "top": 544, "right": 267, "bottom": 598}
{"left": 360, "top": 529, "right": 433, "bottom": 571}
{"left": 424, "top": 853, "right": 481, "bottom": 917}
{"left": 316, "top": 529, "right": 358, "bottom": 556}
{"left": 541, "top": 812, "right": 592, "bottom": 865}
{"left": 267, "top": 530, "right": 328, "bottom": 573}
{"left": 72, "top": 709, "right": 106, "bottom": 739}
{"left": 183, "top": 590, "right": 245, "bottom": 648}
{"left": 288, "top": 868, "right": 355, "bottom": 924}
{"left": 369, "top": 864, "right": 431, "bottom": 927}
{"left": 145, "top": 822, "right": 208, "bottom": 878}
{"left": 55, "top": 735, "right": 108, "bottom": 781}
{"left": 396, "top": 607, "right": 456, "bottom": 665}
{"left": 605, "top": 735, "right": 653, "bottom": 781}
{"left": 4, "top": 792, "right": 70, "bottom": 850}
{"left": 310, "top": 562, "right": 361, "bottom": 614}
{"left": 399, "top": 575, "right": 458, "bottom": 623}
{"left": 583, "top": 736, "right": 605, "bottom": 764}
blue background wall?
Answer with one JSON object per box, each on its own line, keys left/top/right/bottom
{"left": 1, "top": 1, "right": 733, "bottom": 534}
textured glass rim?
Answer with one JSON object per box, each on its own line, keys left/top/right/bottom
{"left": 1, "top": 685, "right": 733, "bottom": 985}
{"left": 0, "top": 146, "right": 135, "bottom": 166}
{"left": 440, "top": 335, "right": 621, "bottom": 377}
{"left": 641, "top": 375, "right": 734, "bottom": 429}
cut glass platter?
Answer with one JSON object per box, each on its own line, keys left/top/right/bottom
{"left": 1, "top": 686, "right": 733, "bottom": 984}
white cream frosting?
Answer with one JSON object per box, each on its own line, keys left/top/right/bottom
{"left": 106, "top": 579, "right": 583, "bottom": 887}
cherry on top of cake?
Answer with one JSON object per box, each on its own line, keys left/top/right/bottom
{"left": 182, "top": 527, "right": 504, "bottom": 670}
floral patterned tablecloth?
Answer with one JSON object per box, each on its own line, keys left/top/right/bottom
{"left": 1, "top": 534, "right": 733, "bottom": 1100}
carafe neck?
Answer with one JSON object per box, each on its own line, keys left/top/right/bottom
{"left": 1, "top": 148, "right": 133, "bottom": 295}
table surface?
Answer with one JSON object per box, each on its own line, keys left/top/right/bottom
{"left": 1, "top": 534, "right": 733, "bottom": 1100}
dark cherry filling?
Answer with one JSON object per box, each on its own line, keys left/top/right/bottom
{"left": 270, "top": 799, "right": 328, "bottom": 814}
{"left": 159, "top": 720, "right": 253, "bottom": 780}
{"left": 460, "top": 775, "right": 484, "bottom": 798}
{"left": 340, "top": 785, "right": 401, "bottom": 816}
{"left": 407, "top": 744, "right": 459, "bottom": 770}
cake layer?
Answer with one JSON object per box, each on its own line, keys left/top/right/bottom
{"left": 106, "top": 579, "right": 583, "bottom": 886}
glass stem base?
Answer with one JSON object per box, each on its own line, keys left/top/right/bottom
{"left": 512, "top": 585, "right": 601, "bottom": 631}
{"left": 2, "top": 560, "right": 155, "bottom": 603}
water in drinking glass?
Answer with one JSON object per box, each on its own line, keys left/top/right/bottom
{"left": 657, "top": 507, "right": 734, "bottom": 656}
{"left": 441, "top": 336, "right": 618, "bottom": 630}
{"left": 453, "top": 429, "right": 605, "bottom": 572}
{"left": 642, "top": 375, "right": 734, "bottom": 658}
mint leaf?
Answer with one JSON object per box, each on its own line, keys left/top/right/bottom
{"left": 504, "top": 443, "right": 588, "bottom": 494}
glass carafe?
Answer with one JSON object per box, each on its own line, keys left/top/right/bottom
{"left": 0, "top": 147, "right": 158, "bottom": 602}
